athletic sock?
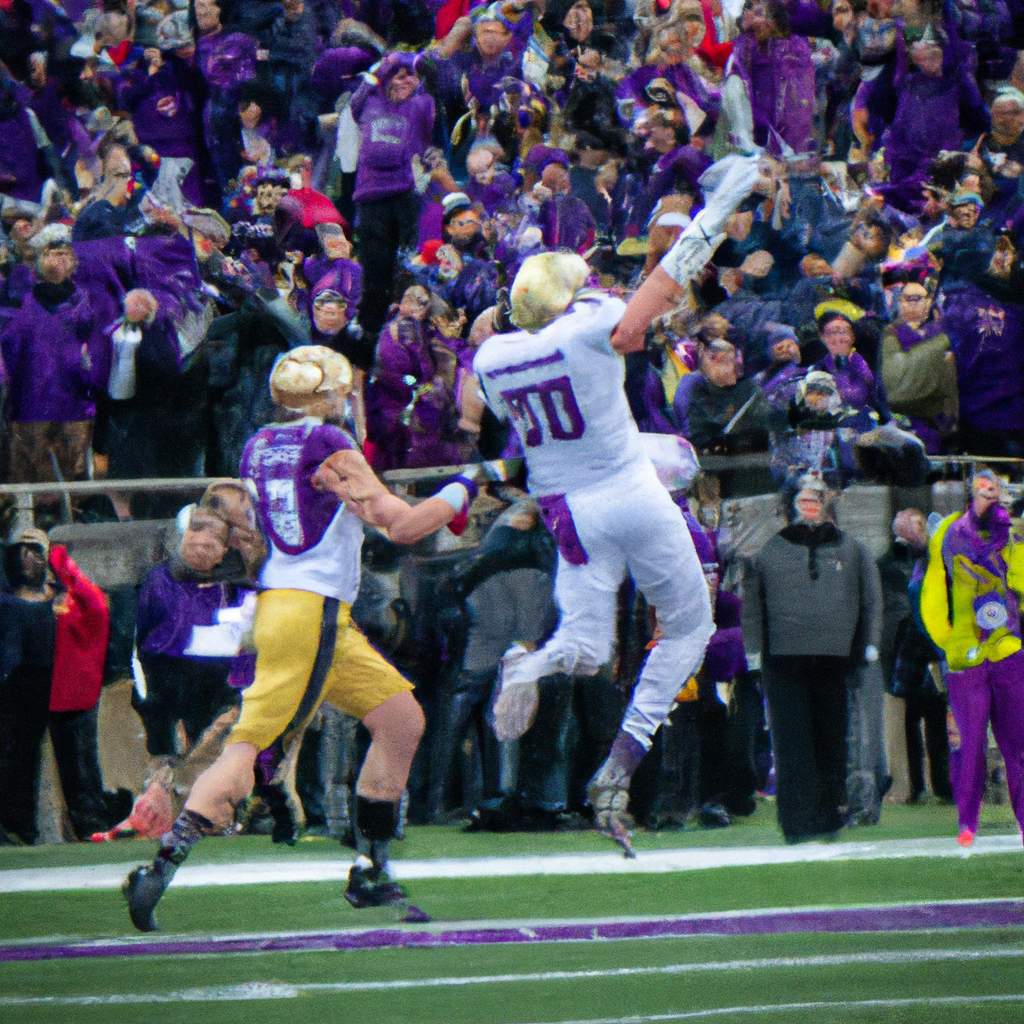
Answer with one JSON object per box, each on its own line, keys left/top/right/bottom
{"left": 354, "top": 796, "right": 399, "bottom": 878}
{"left": 157, "top": 809, "right": 215, "bottom": 866}
{"left": 591, "top": 730, "right": 647, "bottom": 790}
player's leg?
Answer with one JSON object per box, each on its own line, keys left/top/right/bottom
{"left": 324, "top": 623, "right": 423, "bottom": 908}
{"left": 124, "top": 590, "right": 337, "bottom": 931}
{"left": 492, "top": 500, "right": 626, "bottom": 741}
{"left": 589, "top": 483, "right": 714, "bottom": 853}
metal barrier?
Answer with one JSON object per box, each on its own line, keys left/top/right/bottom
{"left": 3, "top": 452, "right": 1022, "bottom": 539}
{"left": 0, "top": 478, "right": 232, "bottom": 540}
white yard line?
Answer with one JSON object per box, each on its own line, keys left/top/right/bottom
{"left": 0, "top": 834, "right": 1020, "bottom": 893}
{"left": 529, "top": 995, "right": 1024, "bottom": 1023}
{"left": 1, "top": 947, "right": 1022, "bottom": 1006}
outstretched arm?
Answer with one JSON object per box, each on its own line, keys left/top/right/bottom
{"left": 611, "top": 154, "right": 778, "bottom": 354}
{"left": 313, "top": 449, "right": 474, "bottom": 545}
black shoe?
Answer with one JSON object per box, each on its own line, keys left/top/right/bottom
{"left": 123, "top": 858, "right": 177, "bottom": 932}
{"left": 344, "top": 864, "right": 408, "bottom": 909}
{"left": 698, "top": 803, "right": 732, "bottom": 829}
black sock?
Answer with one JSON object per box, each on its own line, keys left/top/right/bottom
{"left": 354, "top": 796, "right": 398, "bottom": 877}
{"left": 157, "top": 809, "right": 215, "bottom": 866}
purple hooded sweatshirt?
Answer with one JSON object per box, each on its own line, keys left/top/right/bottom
{"left": 727, "top": 34, "right": 815, "bottom": 153}
{"left": 350, "top": 59, "right": 435, "bottom": 204}
{"left": 0, "top": 284, "right": 108, "bottom": 423}
{"left": 942, "top": 281, "right": 1024, "bottom": 433}
{"left": 117, "top": 58, "right": 207, "bottom": 205}
{"left": 871, "top": 42, "right": 989, "bottom": 214}
{"left": 438, "top": 47, "right": 523, "bottom": 111}
{"left": 136, "top": 563, "right": 253, "bottom": 659}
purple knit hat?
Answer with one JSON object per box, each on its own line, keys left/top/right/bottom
{"left": 375, "top": 52, "right": 418, "bottom": 90}
{"left": 524, "top": 144, "right": 569, "bottom": 174}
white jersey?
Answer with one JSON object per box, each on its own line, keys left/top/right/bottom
{"left": 473, "top": 294, "right": 648, "bottom": 496}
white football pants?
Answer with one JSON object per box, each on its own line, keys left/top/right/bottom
{"left": 505, "top": 464, "right": 715, "bottom": 749}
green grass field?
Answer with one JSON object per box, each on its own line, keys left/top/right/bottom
{"left": 2, "top": 801, "right": 1022, "bottom": 1024}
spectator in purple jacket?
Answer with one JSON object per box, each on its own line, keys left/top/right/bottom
{"left": 116, "top": 13, "right": 208, "bottom": 207}
{"left": 434, "top": 2, "right": 527, "bottom": 122}
{"left": 351, "top": 52, "right": 435, "bottom": 340}
{"left": 724, "top": 0, "right": 816, "bottom": 154}
{"left": 0, "top": 224, "right": 111, "bottom": 483}
{"left": 133, "top": 538, "right": 251, "bottom": 764}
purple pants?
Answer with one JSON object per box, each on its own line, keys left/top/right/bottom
{"left": 946, "top": 649, "right": 1024, "bottom": 840}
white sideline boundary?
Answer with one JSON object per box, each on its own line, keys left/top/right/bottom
{"left": 0, "top": 834, "right": 1020, "bottom": 893}
{"left": 533, "top": 995, "right": 1024, "bottom": 1023}
{"left": 1, "top": 947, "right": 1023, "bottom": 1006}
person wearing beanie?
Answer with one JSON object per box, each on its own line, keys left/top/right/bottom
{"left": 350, "top": 52, "right": 435, "bottom": 339}
{"left": 811, "top": 307, "right": 889, "bottom": 434}
{"left": 0, "top": 225, "right": 110, "bottom": 483}
{"left": 743, "top": 472, "right": 882, "bottom": 842}
{"left": 434, "top": 2, "right": 526, "bottom": 118}
{"left": 920, "top": 471, "right": 1024, "bottom": 848}
{"left": 440, "top": 192, "right": 491, "bottom": 259}
{"left": 124, "top": 345, "right": 479, "bottom": 931}
{"left": 754, "top": 324, "right": 804, "bottom": 411}
{"left": 879, "top": 262, "right": 956, "bottom": 454}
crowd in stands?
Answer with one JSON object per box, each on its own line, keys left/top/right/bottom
{"left": 2, "top": 0, "right": 1024, "bottom": 846}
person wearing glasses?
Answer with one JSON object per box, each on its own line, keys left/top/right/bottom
{"left": 880, "top": 259, "right": 957, "bottom": 454}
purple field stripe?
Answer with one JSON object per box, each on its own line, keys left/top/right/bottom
{"left": 3, "top": 902, "right": 1024, "bottom": 963}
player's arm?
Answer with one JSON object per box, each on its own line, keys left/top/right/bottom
{"left": 313, "top": 449, "right": 475, "bottom": 545}
{"left": 611, "top": 155, "right": 777, "bottom": 354}
{"left": 610, "top": 267, "right": 687, "bottom": 355}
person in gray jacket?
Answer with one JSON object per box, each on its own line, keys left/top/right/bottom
{"left": 742, "top": 472, "right": 882, "bottom": 843}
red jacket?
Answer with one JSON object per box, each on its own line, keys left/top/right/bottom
{"left": 696, "top": 0, "right": 733, "bottom": 72}
{"left": 49, "top": 545, "right": 110, "bottom": 713}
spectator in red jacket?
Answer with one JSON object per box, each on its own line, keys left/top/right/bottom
{"left": 48, "top": 541, "right": 131, "bottom": 840}
{"left": 0, "top": 529, "right": 129, "bottom": 843}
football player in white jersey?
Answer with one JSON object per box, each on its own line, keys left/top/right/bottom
{"left": 472, "top": 154, "right": 776, "bottom": 854}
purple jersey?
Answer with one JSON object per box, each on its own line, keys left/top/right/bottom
{"left": 241, "top": 418, "right": 365, "bottom": 601}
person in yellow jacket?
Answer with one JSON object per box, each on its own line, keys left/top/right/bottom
{"left": 920, "top": 470, "right": 1024, "bottom": 848}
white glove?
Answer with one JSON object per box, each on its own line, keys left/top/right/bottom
{"left": 491, "top": 643, "right": 540, "bottom": 741}
{"left": 864, "top": 645, "right": 879, "bottom": 663}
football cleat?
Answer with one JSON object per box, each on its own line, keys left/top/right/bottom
{"left": 122, "top": 857, "right": 177, "bottom": 932}
{"left": 587, "top": 783, "right": 636, "bottom": 859}
{"left": 491, "top": 644, "right": 540, "bottom": 741}
{"left": 957, "top": 829, "right": 975, "bottom": 848}
{"left": 344, "top": 864, "right": 409, "bottom": 909}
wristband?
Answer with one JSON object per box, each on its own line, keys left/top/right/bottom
{"left": 435, "top": 481, "right": 470, "bottom": 513}
{"left": 435, "top": 474, "right": 479, "bottom": 535}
